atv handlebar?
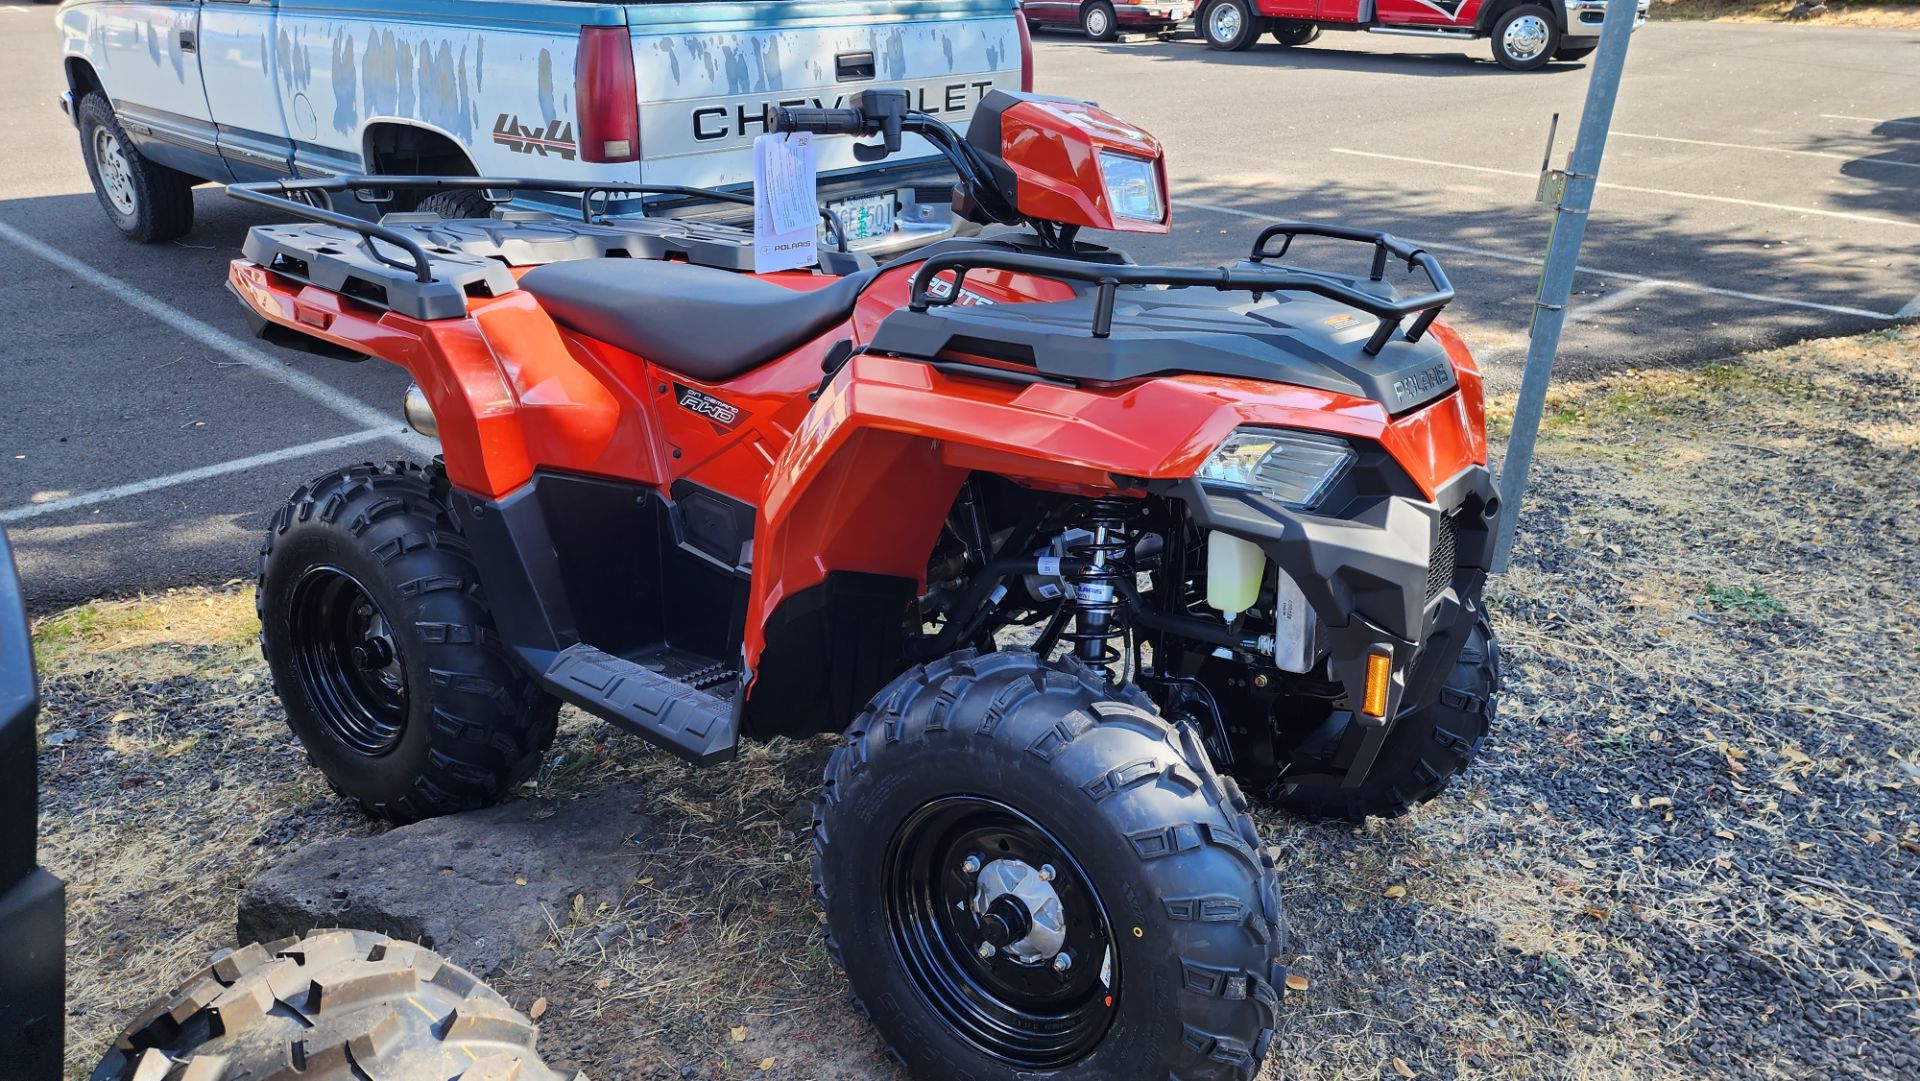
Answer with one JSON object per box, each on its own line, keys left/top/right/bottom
{"left": 767, "top": 106, "right": 870, "bottom": 138}
{"left": 908, "top": 240, "right": 1455, "bottom": 356}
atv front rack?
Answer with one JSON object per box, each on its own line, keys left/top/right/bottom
{"left": 908, "top": 222, "right": 1453, "bottom": 356}
{"left": 228, "top": 174, "right": 853, "bottom": 284}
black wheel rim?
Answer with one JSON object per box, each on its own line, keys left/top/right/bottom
{"left": 884, "top": 796, "right": 1119, "bottom": 1067}
{"left": 288, "top": 565, "right": 409, "bottom": 756}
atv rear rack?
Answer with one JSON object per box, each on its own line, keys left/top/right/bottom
{"left": 227, "top": 174, "right": 852, "bottom": 274}
{"left": 908, "top": 222, "right": 1453, "bottom": 356}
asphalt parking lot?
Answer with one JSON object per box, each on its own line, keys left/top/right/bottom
{"left": 1, "top": 9, "right": 1916, "bottom": 609}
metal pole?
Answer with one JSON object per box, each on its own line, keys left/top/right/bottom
{"left": 1491, "top": 0, "right": 1640, "bottom": 572}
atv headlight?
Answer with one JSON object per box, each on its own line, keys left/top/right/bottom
{"left": 1197, "top": 429, "right": 1354, "bottom": 509}
{"left": 1098, "top": 151, "right": 1163, "bottom": 223}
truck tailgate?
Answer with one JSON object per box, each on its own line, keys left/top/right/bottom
{"left": 628, "top": 0, "right": 1023, "bottom": 190}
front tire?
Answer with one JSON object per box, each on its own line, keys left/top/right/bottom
{"left": 1491, "top": 4, "right": 1561, "bottom": 70}
{"left": 258, "top": 462, "right": 559, "bottom": 823}
{"left": 1201, "top": 0, "right": 1263, "bottom": 50}
{"left": 1081, "top": 1, "right": 1120, "bottom": 40}
{"left": 92, "top": 930, "right": 579, "bottom": 1081}
{"left": 77, "top": 94, "right": 195, "bottom": 243}
{"left": 1271, "top": 613, "right": 1499, "bottom": 821}
{"left": 814, "top": 650, "right": 1285, "bottom": 1080}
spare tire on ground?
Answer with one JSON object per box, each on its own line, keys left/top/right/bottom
{"left": 91, "top": 928, "right": 582, "bottom": 1081}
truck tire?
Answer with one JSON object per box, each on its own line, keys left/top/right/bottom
{"left": 1271, "top": 614, "right": 1498, "bottom": 821}
{"left": 813, "top": 650, "right": 1286, "bottom": 1081}
{"left": 77, "top": 94, "right": 195, "bottom": 243}
{"left": 1200, "top": 0, "right": 1263, "bottom": 50}
{"left": 91, "top": 929, "right": 583, "bottom": 1081}
{"left": 1491, "top": 4, "right": 1561, "bottom": 70}
{"left": 1553, "top": 43, "right": 1596, "bottom": 61}
{"left": 1270, "top": 20, "right": 1320, "bottom": 45}
{"left": 416, "top": 188, "right": 500, "bottom": 219}
{"left": 1081, "top": 0, "right": 1120, "bottom": 40}
{"left": 258, "top": 461, "right": 560, "bottom": 823}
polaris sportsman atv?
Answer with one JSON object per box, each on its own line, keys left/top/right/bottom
{"left": 225, "top": 87, "right": 1499, "bottom": 1081}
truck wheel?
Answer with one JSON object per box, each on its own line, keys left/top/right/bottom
{"left": 1201, "top": 0, "right": 1263, "bottom": 50}
{"left": 416, "top": 188, "right": 499, "bottom": 219}
{"left": 1491, "top": 4, "right": 1561, "bottom": 70}
{"left": 91, "top": 929, "right": 582, "bottom": 1081}
{"left": 813, "top": 650, "right": 1285, "bottom": 1080}
{"left": 1553, "top": 43, "right": 1597, "bottom": 61}
{"left": 1081, "top": 0, "right": 1120, "bottom": 40}
{"left": 258, "top": 461, "right": 559, "bottom": 823}
{"left": 77, "top": 94, "right": 194, "bottom": 243}
{"left": 1270, "top": 20, "right": 1320, "bottom": 45}
{"left": 1271, "top": 614, "right": 1498, "bottom": 821}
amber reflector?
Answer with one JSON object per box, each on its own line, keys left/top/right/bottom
{"left": 1361, "top": 649, "right": 1392, "bottom": 720}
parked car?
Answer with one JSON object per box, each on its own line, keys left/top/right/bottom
{"left": 1024, "top": 0, "right": 1196, "bottom": 40}
{"left": 54, "top": 0, "right": 1033, "bottom": 255}
{"left": 1195, "top": 0, "right": 1647, "bottom": 69}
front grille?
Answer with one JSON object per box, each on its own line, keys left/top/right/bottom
{"left": 1428, "top": 513, "right": 1458, "bottom": 600}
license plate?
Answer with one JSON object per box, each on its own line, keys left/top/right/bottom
{"left": 827, "top": 191, "right": 897, "bottom": 244}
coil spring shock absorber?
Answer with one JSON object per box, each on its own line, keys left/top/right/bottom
{"left": 1063, "top": 498, "right": 1140, "bottom": 674}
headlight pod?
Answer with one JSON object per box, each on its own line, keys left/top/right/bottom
{"left": 1098, "top": 151, "right": 1163, "bottom": 224}
{"left": 1197, "top": 428, "right": 1355, "bottom": 510}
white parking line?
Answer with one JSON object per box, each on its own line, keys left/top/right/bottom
{"left": 1176, "top": 199, "right": 1901, "bottom": 321}
{"left": 1326, "top": 148, "right": 1920, "bottom": 231}
{"left": 1567, "top": 279, "right": 1665, "bottom": 322}
{"left": 0, "top": 428, "right": 391, "bottom": 524}
{"left": 1615, "top": 132, "right": 1920, "bottom": 171}
{"left": 1821, "top": 114, "right": 1920, "bottom": 131}
{"left": 0, "top": 220, "right": 433, "bottom": 455}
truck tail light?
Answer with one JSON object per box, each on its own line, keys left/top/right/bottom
{"left": 576, "top": 25, "right": 639, "bottom": 163}
{"left": 1015, "top": 2, "right": 1035, "bottom": 92}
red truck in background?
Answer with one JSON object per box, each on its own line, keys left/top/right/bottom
{"left": 1197, "top": 0, "right": 1647, "bottom": 69}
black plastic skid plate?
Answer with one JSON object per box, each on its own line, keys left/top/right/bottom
{"left": 242, "top": 211, "right": 759, "bottom": 321}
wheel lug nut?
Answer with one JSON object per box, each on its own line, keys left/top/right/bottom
{"left": 961, "top": 855, "right": 982, "bottom": 876}
{"left": 976, "top": 942, "right": 996, "bottom": 960}
{"left": 1052, "top": 952, "right": 1072, "bottom": 973}
{"left": 1038, "top": 864, "right": 1056, "bottom": 883}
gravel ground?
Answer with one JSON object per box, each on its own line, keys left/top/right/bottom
{"left": 32, "top": 327, "right": 1920, "bottom": 1080}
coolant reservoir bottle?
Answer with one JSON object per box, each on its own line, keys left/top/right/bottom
{"left": 1206, "top": 531, "right": 1265, "bottom": 618}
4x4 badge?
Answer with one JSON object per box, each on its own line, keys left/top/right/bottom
{"left": 493, "top": 114, "right": 577, "bottom": 160}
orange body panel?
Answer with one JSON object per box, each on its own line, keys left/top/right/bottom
{"left": 230, "top": 254, "right": 1485, "bottom": 681}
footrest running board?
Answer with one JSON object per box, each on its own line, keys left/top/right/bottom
{"left": 543, "top": 645, "right": 738, "bottom": 765}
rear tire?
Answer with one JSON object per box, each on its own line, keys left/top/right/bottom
{"left": 814, "top": 650, "right": 1285, "bottom": 1080}
{"left": 1491, "top": 4, "right": 1561, "bottom": 70}
{"left": 91, "top": 929, "right": 581, "bottom": 1081}
{"left": 1270, "top": 20, "right": 1320, "bottom": 45}
{"left": 258, "top": 462, "right": 559, "bottom": 823}
{"left": 1270, "top": 614, "right": 1498, "bottom": 821}
{"left": 1201, "top": 0, "right": 1263, "bottom": 50}
{"left": 1081, "top": 0, "right": 1120, "bottom": 40}
{"left": 416, "top": 188, "right": 500, "bottom": 219}
{"left": 77, "top": 94, "right": 194, "bottom": 243}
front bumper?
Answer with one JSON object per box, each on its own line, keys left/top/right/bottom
{"left": 1171, "top": 463, "right": 1499, "bottom": 730}
{"left": 1562, "top": 0, "right": 1651, "bottom": 40}
{"left": 1117, "top": 2, "right": 1194, "bottom": 25}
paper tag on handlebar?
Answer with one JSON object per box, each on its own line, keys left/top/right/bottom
{"left": 754, "top": 132, "right": 818, "bottom": 273}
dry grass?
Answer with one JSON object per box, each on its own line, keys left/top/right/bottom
{"left": 34, "top": 327, "right": 1920, "bottom": 1078}
{"left": 1650, "top": 0, "right": 1920, "bottom": 26}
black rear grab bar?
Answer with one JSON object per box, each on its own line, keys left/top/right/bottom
{"left": 906, "top": 223, "right": 1454, "bottom": 356}
{"left": 226, "top": 175, "right": 852, "bottom": 285}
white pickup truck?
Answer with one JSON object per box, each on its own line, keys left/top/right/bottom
{"left": 54, "top": 0, "right": 1032, "bottom": 254}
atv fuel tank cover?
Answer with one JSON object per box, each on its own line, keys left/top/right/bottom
{"left": 869, "top": 285, "right": 1459, "bottom": 415}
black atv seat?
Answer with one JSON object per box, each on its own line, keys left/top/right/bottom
{"left": 520, "top": 259, "right": 877, "bottom": 382}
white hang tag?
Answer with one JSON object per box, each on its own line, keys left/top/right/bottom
{"left": 753, "top": 132, "right": 818, "bottom": 273}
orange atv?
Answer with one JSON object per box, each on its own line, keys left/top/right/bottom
{"left": 226, "top": 88, "right": 1498, "bottom": 1080}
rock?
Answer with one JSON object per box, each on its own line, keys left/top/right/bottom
{"left": 237, "top": 785, "right": 653, "bottom": 976}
